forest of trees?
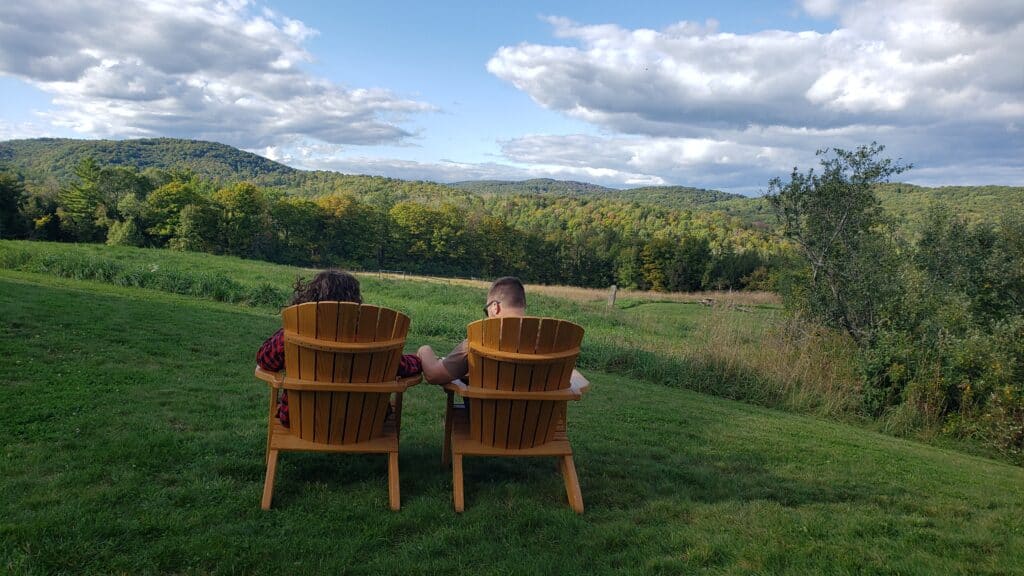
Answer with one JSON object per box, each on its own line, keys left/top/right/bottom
{"left": 3, "top": 136, "right": 1021, "bottom": 294}
{"left": 0, "top": 155, "right": 782, "bottom": 291}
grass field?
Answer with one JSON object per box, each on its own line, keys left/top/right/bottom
{"left": 0, "top": 241, "right": 859, "bottom": 421}
{"left": 2, "top": 244, "right": 1024, "bottom": 574}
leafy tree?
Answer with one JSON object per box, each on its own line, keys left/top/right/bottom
{"left": 314, "top": 193, "right": 377, "bottom": 266}
{"left": 768, "top": 143, "right": 909, "bottom": 344}
{"left": 669, "top": 235, "right": 712, "bottom": 292}
{"left": 0, "top": 171, "right": 29, "bottom": 238}
{"left": 57, "top": 157, "right": 104, "bottom": 241}
{"left": 705, "top": 247, "right": 765, "bottom": 290}
{"left": 211, "top": 182, "right": 273, "bottom": 258}
{"left": 145, "top": 181, "right": 206, "bottom": 242}
{"left": 615, "top": 241, "right": 647, "bottom": 290}
{"left": 168, "top": 203, "right": 218, "bottom": 252}
{"left": 106, "top": 217, "right": 145, "bottom": 247}
{"left": 270, "top": 197, "right": 327, "bottom": 264}
{"left": 96, "top": 166, "right": 153, "bottom": 206}
{"left": 641, "top": 237, "right": 673, "bottom": 292}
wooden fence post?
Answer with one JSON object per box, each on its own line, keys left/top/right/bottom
{"left": 607, "top": 284, "right": 618, "bottom": 307}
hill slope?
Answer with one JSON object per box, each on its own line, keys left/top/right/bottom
{"left": 2, "top": 251, "right": 1023, "bottom": 574}
{"left": 0, "top": 137, "right": 296, "bottom": 184}
{"left": 0, "top": 137, "right": 479, "bottom": 203}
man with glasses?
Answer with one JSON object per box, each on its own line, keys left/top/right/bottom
{"left": 418, "top": 276, "right": 526, "bottom": 385}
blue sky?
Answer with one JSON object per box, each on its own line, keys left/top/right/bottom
{"left": 1, "top": 1, "right": 1021, "bottom": 194}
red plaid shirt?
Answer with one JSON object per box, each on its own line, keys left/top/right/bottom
{"left": 257, "top": 329, "right": 422, "bottom": 426}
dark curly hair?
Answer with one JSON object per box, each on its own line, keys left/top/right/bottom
{"left": 289, "top": 270, "right": 362, "bottom": 306}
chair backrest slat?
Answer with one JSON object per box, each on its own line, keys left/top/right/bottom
{"left": 465, "top": 317, "right": 583, "bottom": 449}
{"left": 313, "top": 303, "right": 338, "bottom": 442}
{"left": 281, "top": 302, "right": 409, "bottom": 444}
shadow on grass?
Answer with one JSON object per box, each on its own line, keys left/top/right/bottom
{"left": 583, "top": 444, "right": 875, "bottom": 511}
{"left": 250, "top": 428, "right": 880, "bottom": 514}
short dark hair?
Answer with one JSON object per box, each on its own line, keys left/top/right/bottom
{"left": 290, "top": 270, "right": 362, "bottom": 305}
{"left": 488, "top": 276, "right": 526, "bottom": 309}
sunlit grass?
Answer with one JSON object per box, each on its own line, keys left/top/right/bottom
{"left": 2, "top": 271, "right": 1023, "bottom": 574}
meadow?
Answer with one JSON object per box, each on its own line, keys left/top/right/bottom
{"left": 2, "top": 241, "right": 1024, "bottom": 574}
{"left": 0, "top": 242, "right": 854, "bottom": 421}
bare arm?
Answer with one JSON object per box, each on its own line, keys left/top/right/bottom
{"left": 418, "top": 345, "right": 456, "bottom": 385}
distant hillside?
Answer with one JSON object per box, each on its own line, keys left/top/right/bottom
{"left": 451, "top": 178, "right": 615, "bottom": 196}
{"left": 453, "top": 179, "right": 774, "bottom": 223}
{"left": 876, "top": 183, "right": 1024, "bottom": 227}
{"left": 0, "top": 137, "right": 474, "bottom": 203}
{"left": 0, "top": 137, "right": 296, "bottom": 185}
{"left": 3, "top": 137, "right": 1020, "bottom": 227}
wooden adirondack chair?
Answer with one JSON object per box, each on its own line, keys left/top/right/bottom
{"left": 254, "top": 301, "right": 420, "bottom": 510}
{"left": 442, "top": 316, "right": 590, "bottom": 513}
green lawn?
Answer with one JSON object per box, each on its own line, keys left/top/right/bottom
{"left": 2, "top": 270, "right": 1023, "bottom": 575}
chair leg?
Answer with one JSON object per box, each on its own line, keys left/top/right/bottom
{"left": 560, "top": 455, "right": 584, "bottom": 514}
{"left": 261, "top": 449, "right": 279, "bottom": 510}
{"left": 388, "top": 451, "right": 400, "bottom": 511}
{"left": 452, "top": 453, "right": 465, "bottom": 513}
{"left": 443, "top": 392, "right": 453, "bottom": 466}
{"left": 266, "top": 389, "right": 276, "bottom": 465}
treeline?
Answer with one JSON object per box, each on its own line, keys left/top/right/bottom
{"left": 0, "top": 158, "right": 782, "bottom": 290}
{"left": 480, "top": 195, "right": 781, "bottom": 289}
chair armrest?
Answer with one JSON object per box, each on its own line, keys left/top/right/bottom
{"left": 442, "top": 380, "right": 469, "bottom": 395}
{"left": 255, "top": 366, "right": 420, "bottom": 391}
{"left": 444, "top": 374, "right": 589, "bottom": 400}
{"left": 255, "top": 366, "right": 284, "bottom": 387}
{"left": 396, "top": 374, "right": 423, "bottom": 389}
{"left": 281, "top": 373, "right": 421, "bottom": 393}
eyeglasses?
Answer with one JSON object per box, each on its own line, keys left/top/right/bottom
{"left": 483, "top": 300, "right": 500, "bottom": 317}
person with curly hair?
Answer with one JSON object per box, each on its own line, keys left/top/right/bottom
{"left": 256, "top": 269, "right": 421, "bottom": 426}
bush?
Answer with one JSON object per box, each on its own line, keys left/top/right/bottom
{"left": 774, "top": 145, "right": 1024, "bottom": 460}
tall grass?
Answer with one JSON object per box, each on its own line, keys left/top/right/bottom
{"left": 576, "top": 301, "right": 861, "bottom": 419}
{"left": 0, "top": 243, "right": 289, "bottom": 307}
{"left": 692, "top": 311, "right": 861, "bottom": 417}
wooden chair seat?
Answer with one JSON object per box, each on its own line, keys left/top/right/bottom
{"left": 448, "top": 405, "right": 572, "bottom": 457}
{"left": 269, "top": 418, "right": 398, "bottom": 453}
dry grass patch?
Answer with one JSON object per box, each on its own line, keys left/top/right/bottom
{"left": 690, "top": 310, "right": 862, "bottom": 417}
{"left": 355, "top": 270, "right": 779, "bottom": 306}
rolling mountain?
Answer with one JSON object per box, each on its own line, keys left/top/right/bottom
{"left": 0, "top": 137, "right": 296, "bottom": 185}
{"left": 2, "top": 137, "right": 1021, "bottom": 227}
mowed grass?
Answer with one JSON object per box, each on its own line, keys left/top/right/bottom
{"left": 2, "top": 271, "right": 1024, "bottom": 575}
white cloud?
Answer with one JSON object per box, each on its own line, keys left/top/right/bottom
{"left": 801, "top": 0, "right": 844, "bottom": 19}
{"left": 497, "top": 134, "right": 797, "bottom": 190}
{"left": 487, "top": 2, "right": 1024, "bottom": 187}
{"left": 296, "top": 154, "right": 667, "bottom": 188}
{"left": 489, "top": 8, "right": 1024, "bottom": 132}
{"left": 0, "top": 0, "right": 433, "bottom": 148}
{"left": 0, "top": 119, "right": 52, "bottom": 141}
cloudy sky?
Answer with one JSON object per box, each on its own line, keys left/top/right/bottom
{"left": 1, "top": 0, "right": 1021, "bottom": 194}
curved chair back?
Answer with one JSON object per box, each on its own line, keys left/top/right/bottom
{"left": 464, "top": 316, "right": 584, "bottom": 449}
{"left": 282, "top": 302, "right": 410, "bottom": 444}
